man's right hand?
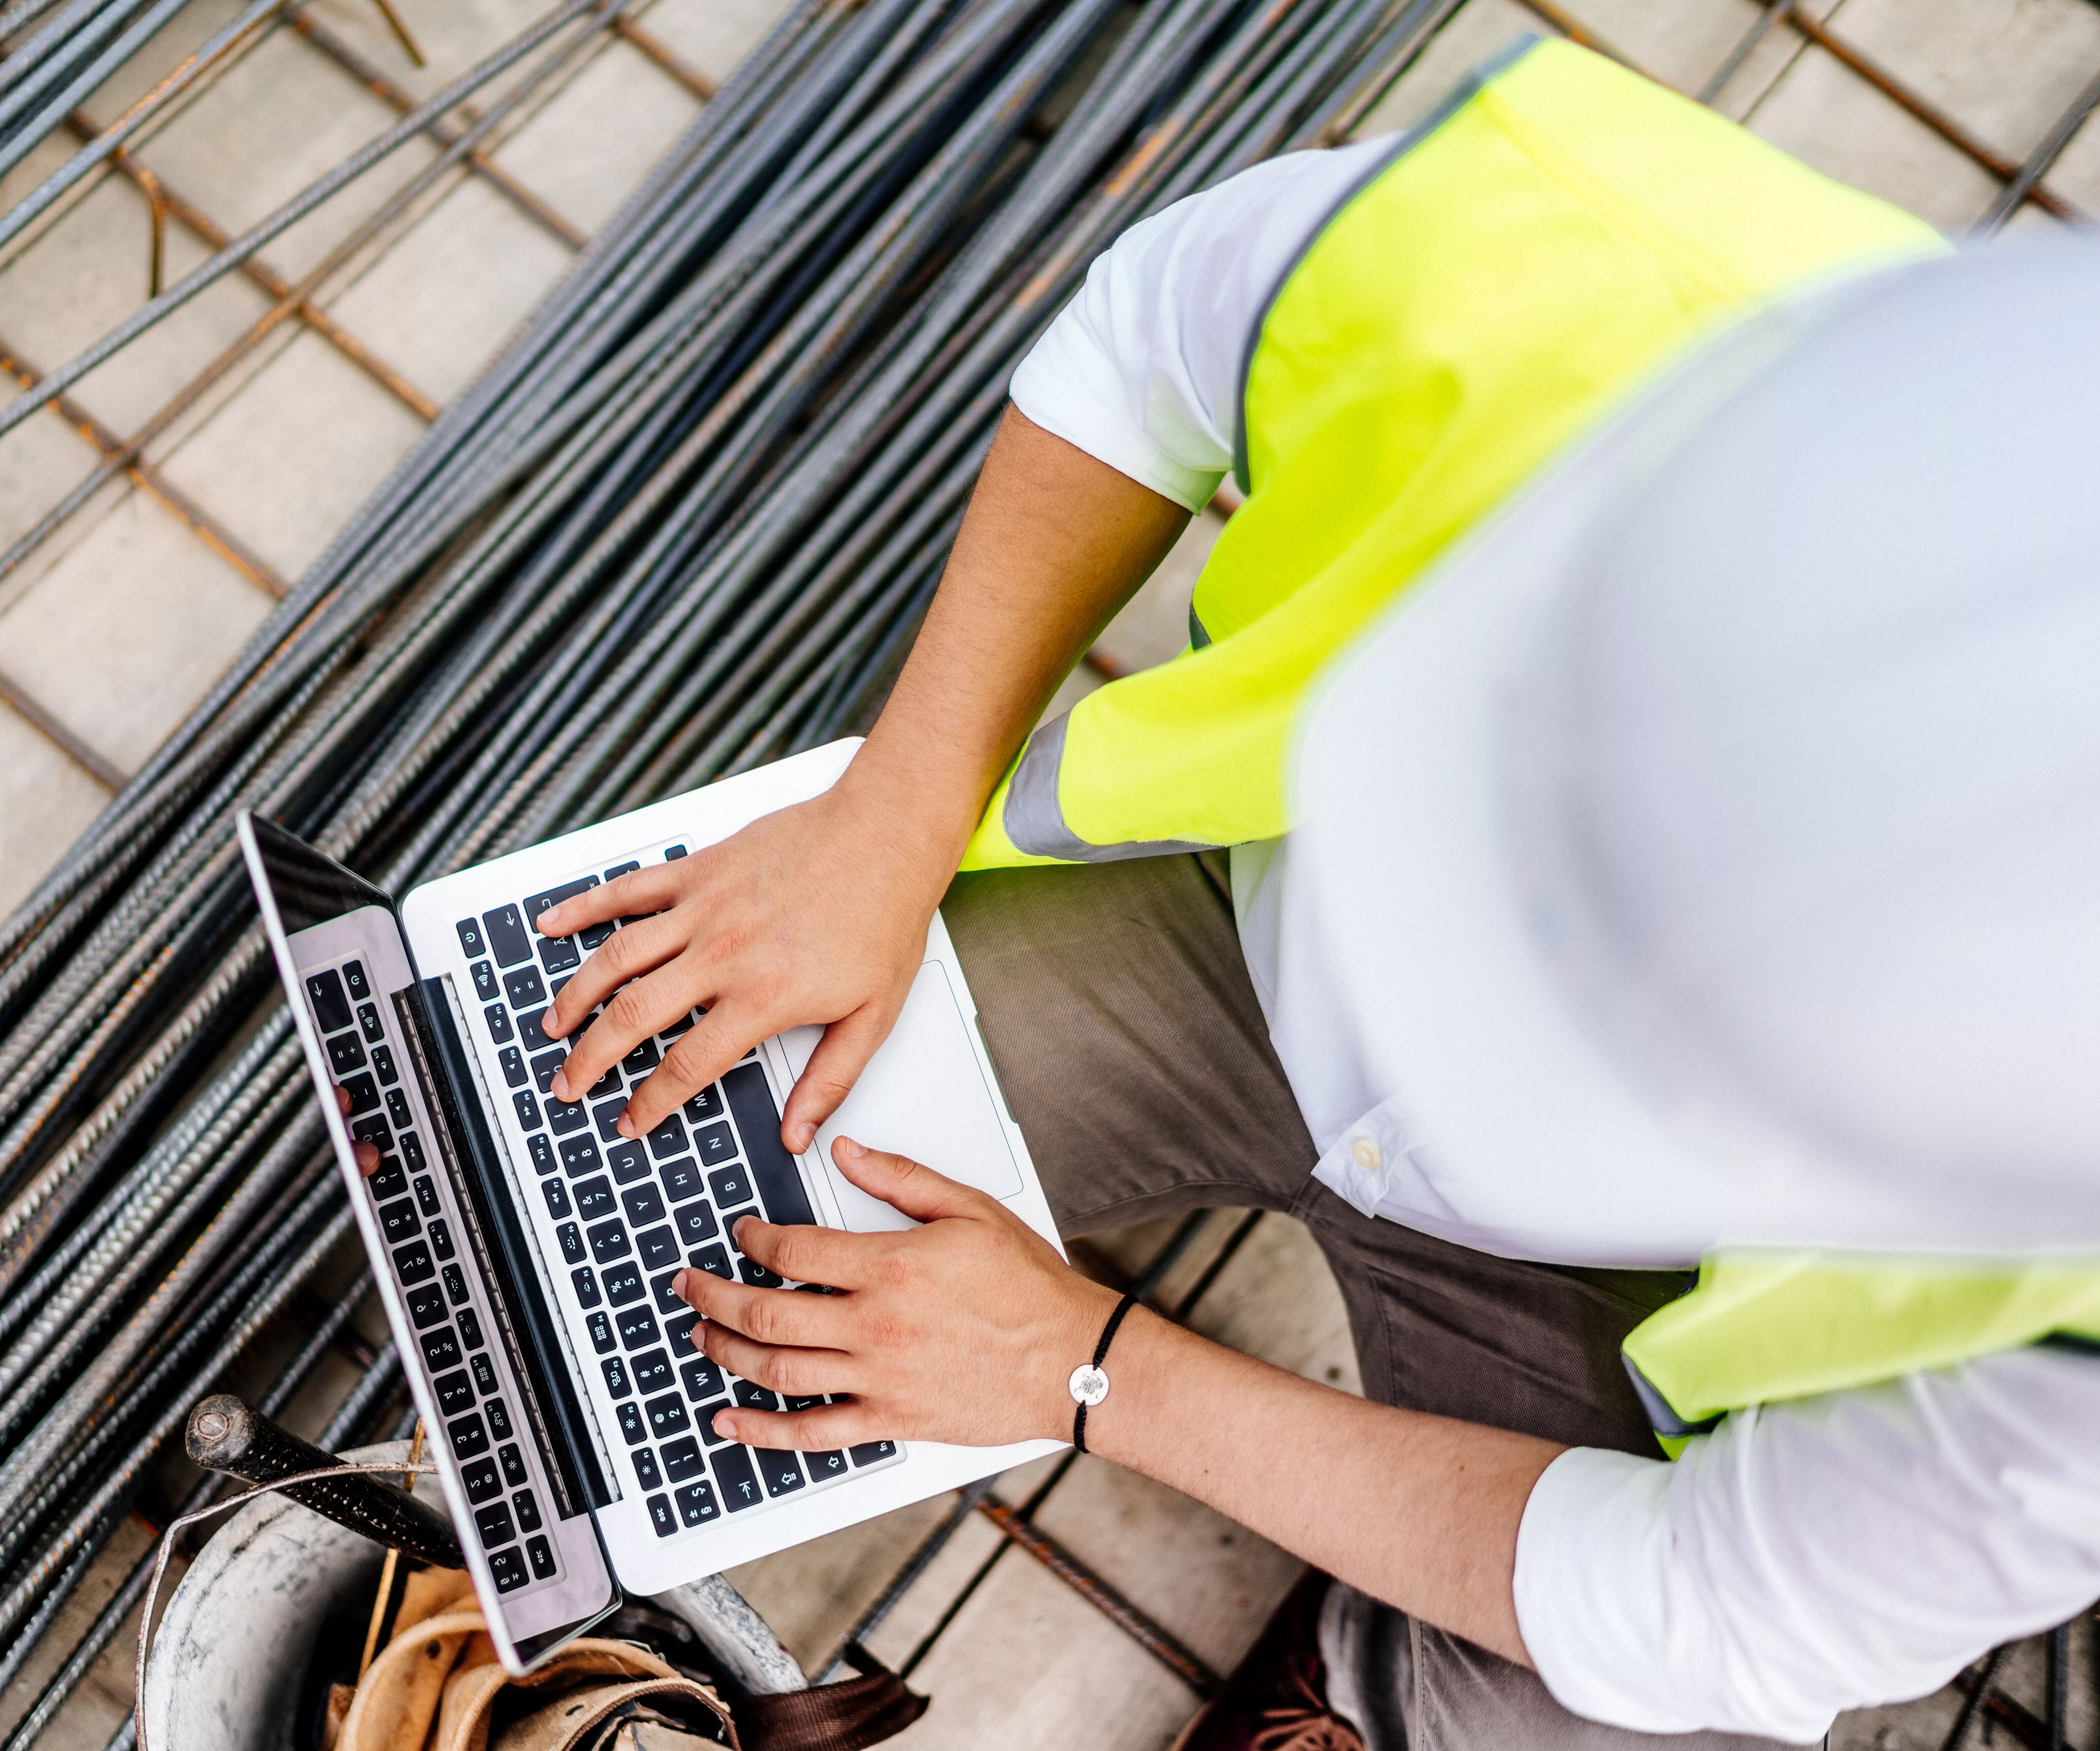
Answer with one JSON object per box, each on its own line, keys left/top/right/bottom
{"left": 532, "top": 775, "right": 956, "bottom": 1153}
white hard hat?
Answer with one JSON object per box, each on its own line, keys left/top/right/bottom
{"left": 1295, "top": 239, "right": 2100, "bottom": 1259}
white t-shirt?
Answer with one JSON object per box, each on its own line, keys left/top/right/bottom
{"left": 1007, "top": 145, "right": 2100, "bottom": 1742}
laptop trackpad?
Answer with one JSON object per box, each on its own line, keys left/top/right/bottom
{"left": 805, "top": 961, "right": 1022, "bottom": 1231}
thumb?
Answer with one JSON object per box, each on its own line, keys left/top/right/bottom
{"left": 781, "top": 1005, "right": 893, "bottom": 1153}
{"left": 829, "top": 1135, "right": 984, "bottom": 1224}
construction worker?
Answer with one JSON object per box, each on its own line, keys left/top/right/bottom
{"left": 535, "top": 38, "right": 2100, "bottom": 1746}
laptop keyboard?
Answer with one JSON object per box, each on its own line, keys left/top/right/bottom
{"left": 302, "top": 956, "right": 568, "bottom": 1599}
{"left": 458, "top": 841, "right": 902, "bottom": 1541}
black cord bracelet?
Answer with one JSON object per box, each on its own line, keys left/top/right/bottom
{"left": 1069, "top": 1290, "right": 1140, "bottom": 1455}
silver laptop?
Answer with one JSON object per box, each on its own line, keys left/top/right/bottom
{"left": 238, "top": 738, "right": 1063, "bottom": 1672}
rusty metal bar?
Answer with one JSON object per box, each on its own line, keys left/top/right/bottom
{"left": 976, "top": 1495, "right": 1223, "bottom": 1695}
{"left": 0, "top": 340, "right": 289, "bottom": 600}
{"left": 1978, "top": 60, "right": 2100, "bottom": 233}
{"left": 368, "top": 0, "right": 426, "bottom": 68}
{"left": 285, "top": 12, "right": 589, "bottom": 249}
{"left": 613, "top": 14, "right": 717, "bottom": 101}
{"left": 66, "top": 117, "right": 443, "bottom": 420}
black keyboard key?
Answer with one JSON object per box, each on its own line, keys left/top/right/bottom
{"left": 556, "top": 1222, "right": 584, "bottom": 1265}
{"left": 593, "top": 1100, "right": 626, "bottom": 1144}
{"left": 470, "top": 1352, "right": 497, "bottom": 1396}
{"left": 401, "top": 1132, "right": 425, "bottom": 1173}
{"left": 483, "top": 904, "right": 532, "bottom": 969}
{"left": 661, "top": 1010, "right": 697, "bottom": 1039}
{"left": 368, "top": 1158, "right": 407, "bottom": 1200}
{"left": 342, "top": 960, "right": 370, "bottom": 1000}
{"left": 665, "top": 1308, "right": 698, "bottom": 1351}
{"left": 474, "top": 1501, "right": 515, "bottom": 1548}
{"left": 530, "top": 1049, "right": 565, "bottom": 1094}
{"left": 571, "top": 1265, "right": 601, "bottom": 1307}
{"left": 580, "top": 919, "right": 616, "bottom": 950}
{"left": 645, "top": 1392, "right": 690, "bottom": 1439}
{"left": 684, "top": 1084, "right": 723, "bottom": 1124}
{"left": 485, "top": 1399, "right": 512, "bottom": 1441}
{"left": 448, "top": 1412, "right": 489, "bottom": 1459}
{"left": 691, "top": 1245, "right": 732, "bottom": 1281}
{"left": 455, "top": 917, "right": 486, "bottom": 958}
{"left": 514, "top": 1488, "right": 542, "bottom": 1533}
{"left": 616, "top": 1401, "right": 646, "bottom": 1445}
{"left": 849, "top": 1439, "right": 898, "bottom": 1467}
{"left": 483, "top": 1003, "right": 514, "bottom": 1045}
{"left": 785, "top": 1394, "right": 825, "bottom": 1412}
{"left": 622, "top": 1183, "right": 667, "bottom": 1226}
{"left": 351, "top": 1115, "right": 391, "bottom": 1154}
{"left": 372, "top": 1044, "right": 398, "bottom": 1086}
{"left": 548, "top": 1097, "right": 588, "bottom": 1136}
{"left": 542, "top": 1179, "right": 571, "bottom": 1219}
{"left": 610, "top": 1141, "right": 652, "bottom": 1184}
{"left": 513, "top": 1091, "right": 541, "bottom": 1131}
{"left": 759, "top": 1452, "right": 806, "bottom": 1498}
{"left": 488, "top": 1546, "right": 528, "bottom": 1593}
{"left": 499, "top": 1444, "right": 528, "bottom": 1486}
{"left": 680, "top": 1356, "right": 723, "bottom": 1402}
{"left": 604, "top": 860, "right": 640, "bottom": 882}
{"left": 419, "top": 1326, "right": 460, "bottom": 1371}
{"left": 305, "top": 970, "right": 351, "bottom": 1033}
{"left": 660, "top": 1157, "right": 704, "bottom": 1203}
{"left": 414, "top": 1176, "right": 440, "bottom": 1217}
{"left": 661, "top": 1437, "right": 704, "bottom": 1481}
{"left": 603, "top": 1262, "right": 644, "bottom": 1305}
{"left": 586, "top": 1310, "right": 615, "bottom": 1354}
{"left": 734, "top": 1380, "right": 780, "bottom": 1413}
{"left": 631, "top": 1348, "right": 673, "bottom": 1395}
{"left": 462, "top": 1458, "right": 500, "bottom": 1502}
{"left": 638, "top": 1225, "right": 680, "bottom": 1271}
{"left": 538, "top": 934, "right": 580, "bottom": 976}
{"left": 646, "top": 1115, "right": 688, "bottom": 1159}
{"left": 457, "top": 1308, "right": 485, "bottom": 1350}
{"left": 804, "top": 1449, "right": 849, "bottom": 1482}
{"left": 602, "top": 1356, "right": 632, "bottom": 1397}
{"left": 674, "top": 1202, "right": 718, "bottom": 1247}
{"left": 725, "top": 1063, "right": 815, "bottom": 1226}
{"left": 573, "top": 1176, "right": 615, "bottom": 1221}
{"left": 524, "top": 877, "right": 597, "bottom": 929}
{"left": 471, "top": 961, "right": 498, "bottom": 1003}
{"left": 696, "top": 1400, "right": 731, "bottom": 1445}
{"left": 385, "top": 1088, "right": 412, "bottom": 1132}
{"left": 560, "top": 1136, "right": 602, "bottom": 1179}
{"left": 515, "top": 1008, "right": 553, "bottom": 1051}
{"left": 646, "top": 1493, "right": 677, "bottom": 1538}
{"left": 498, "top": 1046, "right": 527, "bottom": 1088}
{"left": 442, "top": 1263, "right": 469, "bottom": 1305}
{"left": 525, "top": 1133, "right": 555, "bottom": 1175}
{"left": 326, "top": 1032, "right": 366, "bottom": 1076}
{"left": 624, "top": 1038, "right": 661, "bottom": 1077}
{"left": 393, "top": 1239, "right": 433, "bottom": 1283}
{"left": 616, "top": 1305, "right": 659, "bottom": 1350}
{"left": 712, "top": 1445, "right": 762, "bottom": 1511}
{"left": 586, "top": 1066, "right": 620, "bottom": 1102}
{"left": 694, "top": 1123, "right": 735, "bottom": 1168}
{"left": 664, "top": 844, "right": 687, "bottom": 860}
{"left": 503, "top": 966, "right": 546, "bottom": 1010}
{"left": 357, "top": 1002, "right": 384, "bottom": 1044}
{"left": 708, "top": 1165, "right": 752, "bottom": 1209}
{"left": 428, "top": 1218, "right": 455, "bottom": 1261}
{"left": 407, "top": 1283, "right": 446, "bottom": 1327}
{"left": 675, "top": 1481, "right": 721, "bottom": 1527}
{"left": 526, "top": 1534, "right": 556, "bottom": 1579}
{"left": 737, "top": 1258, "right": 785, "bottom": 1290}
{"left": 652, "top": 1270, "right": 685, "bottom": 1313}
{"left": 340, "top": 1073, "right": 380, "bottom": 1116}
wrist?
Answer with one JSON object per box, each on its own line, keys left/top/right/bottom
{"left": 835, "top": 749, "right": 986, "bottom": 887}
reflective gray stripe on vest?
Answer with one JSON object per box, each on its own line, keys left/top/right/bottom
{"left": 1188, "top": 603, "right": 1212, "bottom": 650}
{"left": 1621, "top": 1353, "right": 1724, "bottom": 1440}
{"left": 1003, "top": 710, "right": 1221, "bottom": 863}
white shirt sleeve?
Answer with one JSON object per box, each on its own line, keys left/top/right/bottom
{"left": 1007, "top": 137, "right": 1400, "bottom": 510}
{"left": 1513, "top": 1346, "right": 2100, "bottom": 1742}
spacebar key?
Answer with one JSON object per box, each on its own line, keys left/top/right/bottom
{"left": 722, "top": 1063, "right": 814, "bottom": 1226}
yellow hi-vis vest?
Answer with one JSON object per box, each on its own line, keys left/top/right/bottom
{"left": 960, "top": 36, "right": 1943, "bottom": 869}
{"left": 961, "top": 38, "right": 2100, "bottom": 1449}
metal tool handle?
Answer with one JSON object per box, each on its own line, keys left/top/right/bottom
{"left": 185, "top": 1393, "right": 464, "bottom": 1570}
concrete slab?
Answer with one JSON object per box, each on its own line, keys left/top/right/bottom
{"left": 290, "top": 0, "right": 583, "bottom": 108}
{"left": 489, "top": 38, "right": 703, "bottom": 239}
{"left": 1092, "top": 507, "right": 1218, "bottom": 676}
{"left": 0, "top": 703, "right": 110, "bottom": 918}
{"left": 0, "top": 485, "right": 271, "bottom": 777}
{"left": 322, "top": 173, "right": 570, "bottom": 406}
{"left": 1030, "top": 1456, "right": 1304, "bottom": 1675}
{"left": 1544, "top": 0, "right": 1767, "bottom": 98}
{"left": 151, "top": 326, "right": 427, "bottom": 583}
{"left": 0, "top": 405, "right": 101, "bottom": 567}
{"left": 0, "top": 1515, "right": 156, "bottom": 1750}
{"left": 2030, "top": 103, "right": 2100, "bottom": 206}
